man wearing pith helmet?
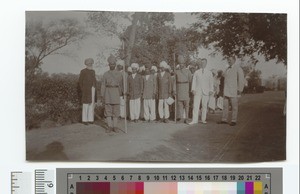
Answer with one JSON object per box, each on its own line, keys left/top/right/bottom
{"left": 79, "top": 58, "right": 97, "bottom": 125}
{"left": 175, "top": 55, "right": 193, "bottom": 123}
{"left": 100, "top": 55, "right": 123, "bottom": 133}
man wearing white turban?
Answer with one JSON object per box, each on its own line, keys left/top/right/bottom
{"left": 79, "top": 58, "right": 97, "bottom": 125}
{"left": 127, "top": 63, "right": 143, "bottom": 122}
{"left": 142, "top": 68, "right": 157, "bottom": 122}
{"left": 150, "top": 65, "right": 158, "bottom": 76}
{"left": 157, "top": 61, "right": 172, "bottom": 123}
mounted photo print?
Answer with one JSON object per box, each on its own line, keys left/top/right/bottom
{"left": 25, "top": 11, "right": 287, "bottom": 162}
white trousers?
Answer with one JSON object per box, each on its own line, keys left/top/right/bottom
{"left": 130, "top": 98, "right": 141, "bottom": 120}
{"left": 144, "top": 99, "right": 156, "bottom": 121}
{"left": 208, "top": 95, "right": 216, "bottom": 110}
{"left": 191, "top": 93, "right": 209, "bottom": 123}
{"left": 158, "top": 99, "right": 170, "bottom": 119}
{"left": 82, "top": 87, "right": 95, "bottom": 122}
{"left": 120, "top": 96, "right": 125, "bottom": 118}
{"left": 217, "top": 97, "right": 224, "bottom": 110}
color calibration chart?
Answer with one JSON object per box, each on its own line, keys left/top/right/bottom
{"left": 56, "top": 168, "right": 282, "bottom": 194}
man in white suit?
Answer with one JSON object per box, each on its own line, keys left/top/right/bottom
{"left": 189, "top": 58, "right": 214, "bottom": 124}
{"left": 217, "top": 56, "right": 244, "bottom": 126}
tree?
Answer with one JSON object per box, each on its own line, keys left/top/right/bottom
{"left": 246, "top": 69, "right": 262, "bottom": 92}
{"left": 87, "top": 11, "right": 131, "bottom": 37}
{"left": 25, "top": 18, "right": 86, "bottom": 77}
{"left": 87, "top": 12, "right": 201, "bottom": 68}
{"left": 190, "top": 13, "right": 287, "bottom": 65}
{"left": 120, "top": 12, "right": 199, "bottom": 68}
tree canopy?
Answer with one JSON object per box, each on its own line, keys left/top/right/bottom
{"left": 25, "top": 18, "right": 86, "bottom": 76}
{"left": 190, "top": 13, "right": 287, "bottom": 65}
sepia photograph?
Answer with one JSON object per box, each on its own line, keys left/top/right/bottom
{"left": 25, "top": 11, "right": 287, "bottom": 162}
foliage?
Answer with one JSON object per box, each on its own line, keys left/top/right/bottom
{"left": 87, "top": 12, "right": 201, "bottom": 67}
{"left": 25, "top": 16, "right": 87, "bottom": 129}
{"left": 243, "top": 69, "right": 264, "bottom": 93}
{"left": 26, "top": 73, "right": 82, "bottom": 129}
{"left": 25, "top": 18, "right": 86, "bottom": 78}
{"left": 119, "top": 12, "right": 199, "bottom": 67}
{"left": 190, "top": 13, "right": 287, "bottom": 65}
{"left": 87, "top": 11, "right": 131, "bottom": 37}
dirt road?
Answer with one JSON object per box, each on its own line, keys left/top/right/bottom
{"left": 26, "top": 91, "right": 286, "bottom": 163}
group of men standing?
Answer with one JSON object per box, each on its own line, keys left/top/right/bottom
{"left": 79, "top": 54, "right": 244, "bottom": 133}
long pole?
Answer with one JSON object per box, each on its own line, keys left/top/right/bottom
{"left": 173, "top": 52, "right": 177, "bottom": 124}
{"left": 122, "top": 39, "right": 128, "bottom": 133}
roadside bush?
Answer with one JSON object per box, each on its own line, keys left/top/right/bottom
{"left": 26, "top": 73, "right": 83, "bottom": 129}
{"left": 256, "top": 86, "right": 265, "bottom": 93}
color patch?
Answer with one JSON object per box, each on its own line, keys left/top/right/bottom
{"left": 144, "top": 182, "right": 177, "bottom": 194}
{"left": 76, "top": 182, "right": 110, "bottom": 194}
{"left": 75, "top": 181, "right": 264, "bottom": 194}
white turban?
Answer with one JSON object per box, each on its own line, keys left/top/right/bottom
{"left": 151, "top": 65, "right": 157, "bottom": 72}
{"left": 165, "top": 64, "right": 171, "bottom": 70}
{"left": 131, "top": 63, "right": 139, "bottom": 69}
{"left": 127, "top": 66, "right": 132, "bottom": 73}
{"left": 139, "top": 65, "right": 145, "bottom": 72}
{"left": 211, "top": 69, "right": 217, "bottom": 75}
{"left": 159, "top": 61, "right": 168, "bottom": 68}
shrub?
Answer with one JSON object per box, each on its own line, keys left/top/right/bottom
{"left": 25, "top": 73, "right": 85, "bottom": 129}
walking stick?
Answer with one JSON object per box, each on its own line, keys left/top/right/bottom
{"left": 174, "top": 53, "right": 177, "bottom": 124}
{"left": 122, "top": 39, "right": 128, "bottom": 133}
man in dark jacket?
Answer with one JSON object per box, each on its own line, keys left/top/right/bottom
{"left": 79, "top": 58, "right": 97, "bottom": 125}
{"left": 127, "top": 63, "right": 143, "bottom": 122}
{"left": 157, "top": 61, "right": 172, "bottom": 123}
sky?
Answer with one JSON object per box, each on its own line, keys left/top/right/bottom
{"left": 27, "top": 11, "right": 286, "bottom": 79}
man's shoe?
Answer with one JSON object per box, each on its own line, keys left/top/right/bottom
{"left": 89, "top": 122, "right": 94, "bottom": 125}
{"left": 202, "top": 120, "right": 207, "bottom": 124}
{"left": 229, "top": 122, "right": 236, "bottom": 126}
{"left": 113, "top": 127, "right": 120, "bottom": 133}
{"left": 164, "top": 119, "right": 169, "bottom": 123}
{"left": 83, "top": 122, "right": 88, "bottom": 125}
{"left": 188, "top": 121, "right": 197, "bottom": 125}
{"left": 217, "top": 121, "right": 227, "bottom": 124}
{"left": 105, "top": 128, "right": 112, "bottom": 133}
{"left": 184, "top": 119, "right": 188, "bottom": 124}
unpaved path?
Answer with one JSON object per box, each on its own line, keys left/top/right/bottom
{"left": 26, "top": 91, "right": 286, "bottom": 163}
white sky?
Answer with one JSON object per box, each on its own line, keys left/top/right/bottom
{"left": 28, "top": 11, "right": 286, "bottom": 79}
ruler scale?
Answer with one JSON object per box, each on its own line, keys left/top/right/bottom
{"left": 34, "top": 169, "right": 55, "bottom": 194}
{"left": 10, "top": 168, "right": 281, "bottom": 194}
{"left": 11, "top": 171, "right": 32, "bottom": 194}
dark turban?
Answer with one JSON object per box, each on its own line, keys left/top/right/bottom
{"left": 107, "top": 55, "right": 117, "bottom": 64}
{"left": 177, "top": 55, "right": 185, "bottom": 64}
